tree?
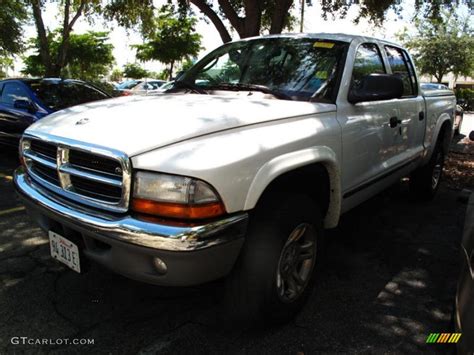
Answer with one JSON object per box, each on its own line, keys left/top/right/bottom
{"left": 110, "top": 68, "right": 123, "bottom": 82}
{"left": 65, "top": 32, "right": 115, "bottom": 80}
{"left": 0, "top": 57, "right": 14, "bottom": 78}
{"left": 134, "top": 6, "right": 202, "bottom": 80}
{"left": 122, "top": 63, "right": 148, "bottom": 79}
{"left": 177, "top": 0, "right": 474, "bottom": 44}
{"left": 27, "top": 0, "right": 156, "bottom": 77}
{"left": 0, "top": 0, "right": 27, "bottom": 56}
{"left": 398, "top": 12, "right": 474, "bottom": 83}
{"left": 22, "top": 31, "right": 115, "bottom": 81}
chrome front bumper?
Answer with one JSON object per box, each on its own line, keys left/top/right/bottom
{"left": 14, "top": 168, "right": 248, "bottom": 286}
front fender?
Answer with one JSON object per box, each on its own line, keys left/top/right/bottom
{"left": 244, "top": 146, "right": 342, "bottom": 228}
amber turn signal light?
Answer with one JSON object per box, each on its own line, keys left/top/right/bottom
{"left": 131, "top": 198, "right": 226, "bottom": 220}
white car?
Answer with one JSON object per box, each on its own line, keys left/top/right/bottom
{"left": 15, "top": 33, "right": 456, "bottom": 323}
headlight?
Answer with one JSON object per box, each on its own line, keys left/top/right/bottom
{"left": 131, "top": 171, "right": 226, "bottom": 219}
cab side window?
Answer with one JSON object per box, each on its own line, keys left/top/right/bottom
{"left": 351, "top": 43, "right": 386, "bottom": 90}
{"left": 0, "top": 83, "right": 30, "bottom": 106}
{"left": 384, "top": 46, "right": 416, "bottom": 97}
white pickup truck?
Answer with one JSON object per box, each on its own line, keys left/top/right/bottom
{"left": 15, "top": 33, "right": 456, "bottom": 323}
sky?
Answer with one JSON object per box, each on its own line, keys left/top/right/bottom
{"left": 12, "top": 0, "right": 472, "bottom": 76}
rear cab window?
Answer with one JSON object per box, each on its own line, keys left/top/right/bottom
{"left": 351, "top": 43, "right": 386, "bottom": 90}
{"left": 384, "top": 46, "right": 417, "bottom": 97}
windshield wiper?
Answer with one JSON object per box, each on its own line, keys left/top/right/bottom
{"left": 206, "top": 83, "right": 291, "bottom": 100}
{"left": 167, "top": 81, "right": 208, "bottom": 94}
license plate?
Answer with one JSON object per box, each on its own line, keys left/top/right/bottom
{"left": 49, "top": 231, "right": 81, "bottom": 273}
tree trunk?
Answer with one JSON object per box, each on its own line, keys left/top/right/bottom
{"left": 169, "top": 61, "right": 174, "bottom": 81}
{"left": 270, "top": 0, "right": 293, "bottom": 34}
{"left": 190, "top": 0, "right": 232, "bottom": 43}
{"left": 31, "top": 0, "right": 55, "bottom": 76}
{"left": 56, "top": 0, "right": 86, "bottom": 77}
{"left": 241, "top": 0, "right": 262, "bottom": 37}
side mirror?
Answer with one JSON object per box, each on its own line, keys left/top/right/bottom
{"left": 469, "top": 131, "right": 474, "bottom": 141}
{"left": 348, "top": 74, "right": 404, "bottom": 104}
{"left": 14, "top": 99, "right": 37, "bottom": 113}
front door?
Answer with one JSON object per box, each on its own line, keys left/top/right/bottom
{"left": 337, "top": 42, "right": 401, "bottom": 198}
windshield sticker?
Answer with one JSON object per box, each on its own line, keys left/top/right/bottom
{"left": 314, "top": 42, "right": 335, "bottom": 49}
{"left": 315, "top": 71, "right": 328, "bottom": 80}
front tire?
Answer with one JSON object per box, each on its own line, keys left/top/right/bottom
{"left": 224, "top": 194, "right": 323, "bottom": 325}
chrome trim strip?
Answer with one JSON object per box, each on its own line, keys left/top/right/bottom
{"left": 23, "top": 150, "right": 57, "bottom": 169}
{"left": 59, "top": 164, "right": 123, "bottom": 187}
{"left": 21, "top": 132, "right": 132, "bottom": 213}
{"left": 14, "top": 169, "right": 248, "bottom": 251}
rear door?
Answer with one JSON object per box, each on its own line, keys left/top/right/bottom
{"left": 383, "top": 46, "right": 425, "bottom": 162}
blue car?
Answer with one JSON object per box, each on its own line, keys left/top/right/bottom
{"left": 0, "top": 78, "right": 111, "bottom": 148}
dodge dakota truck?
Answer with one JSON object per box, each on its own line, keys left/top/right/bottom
{"left": 14, "top": 33, "right": 456, "bottom": 323}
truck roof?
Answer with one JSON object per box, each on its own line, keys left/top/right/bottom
{"left": 242, "top": 32, "right": 402, "bottom": 47}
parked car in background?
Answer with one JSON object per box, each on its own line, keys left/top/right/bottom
{"left": 157, "top": 81, "right": 174, "bottom": 92}
{"left": 454, "top": 102, "right": 464, "bottom": 135}
{"left": 420, "top": 82, "right": 463, "bottom": 134}
{"left": 420, "top": 82, "right": 450, "bottom": 91}
{"left": 0, "top": 78, "right": 111, "bottom": 148}
{"left": 128, "top": 80, "right": 167, "bottom": 96}
{"left": 114, "top": 79, "right": 142, "bottom": 96}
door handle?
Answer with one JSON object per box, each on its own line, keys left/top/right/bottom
{"left": 419, "top": 111, "right": 425, "bottom": 121}
{"left": 389, "top": 116, "right": 401, "bottom": 128}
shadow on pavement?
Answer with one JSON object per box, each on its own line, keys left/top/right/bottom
{"left": 0, "top": 179, "right": 466, "bottom": 354}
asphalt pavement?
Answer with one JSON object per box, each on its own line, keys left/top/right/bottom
{"left": 0, "top": 131, "right": 471, "bottom": 353}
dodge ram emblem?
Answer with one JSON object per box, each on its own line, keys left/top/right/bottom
{"left": 75, "top": 118, "right": 90, "bottom": 125}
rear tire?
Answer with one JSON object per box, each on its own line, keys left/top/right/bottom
{"left": 410, "top": 143, "right": 445, "bottom": 200}
{"left": 224, "top": 194, "right": 324, "bottom": 325}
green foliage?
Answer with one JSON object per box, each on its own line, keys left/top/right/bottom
{"left": 146, "top": 71, "right": 168, "bottom": 80}
{"left": 180, "top": 59, "right": 195, "bottom": 72}
{"left": 22, "top": 31, "right": 115, "bottom": 80}
{"left": 122, "top": 63, "right": 148, "bottom": 79}
{"left": 134, "top": 5, "right": 202, "bottom": 80}
{"left": 455, "top": 88, "right": 474, "bottom": 111}
{"left": 179, "top": 0, "right": 473, "bottom": 43}
{"left": 0, "top": 0, "right": 27, "bottom": 56}
{"left": 101, "top": 0, "right": 156, "bottom": 37}
{"left": 0, "top": 57, "right": 14, "bottom": 78}
{"left": 109, "top": 68, "right": 123, "bottom": 82}
{"left": 66, "top": 32, "right": 115, "bottom": 80}
{"left": 398, "top": 12, "right": 473, "bottom": 83}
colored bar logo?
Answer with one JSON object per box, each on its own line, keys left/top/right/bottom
{"left": 426, "top": 333, "right": 462, "bottom": 343}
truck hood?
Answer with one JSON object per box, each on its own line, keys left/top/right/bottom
{"left": 27, "top": 94, "right": 335, "bottom": 156}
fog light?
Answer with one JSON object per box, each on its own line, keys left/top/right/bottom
{"left": 152, "top": 257, "right": 167, "bottom": 274}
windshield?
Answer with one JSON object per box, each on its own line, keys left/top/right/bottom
{"left": 178, "top": 37, "right": 348, "bottom": 102}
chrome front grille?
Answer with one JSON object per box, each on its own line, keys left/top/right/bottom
{"left": 21, "top": 133, "right": 131, "bottom": 213}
